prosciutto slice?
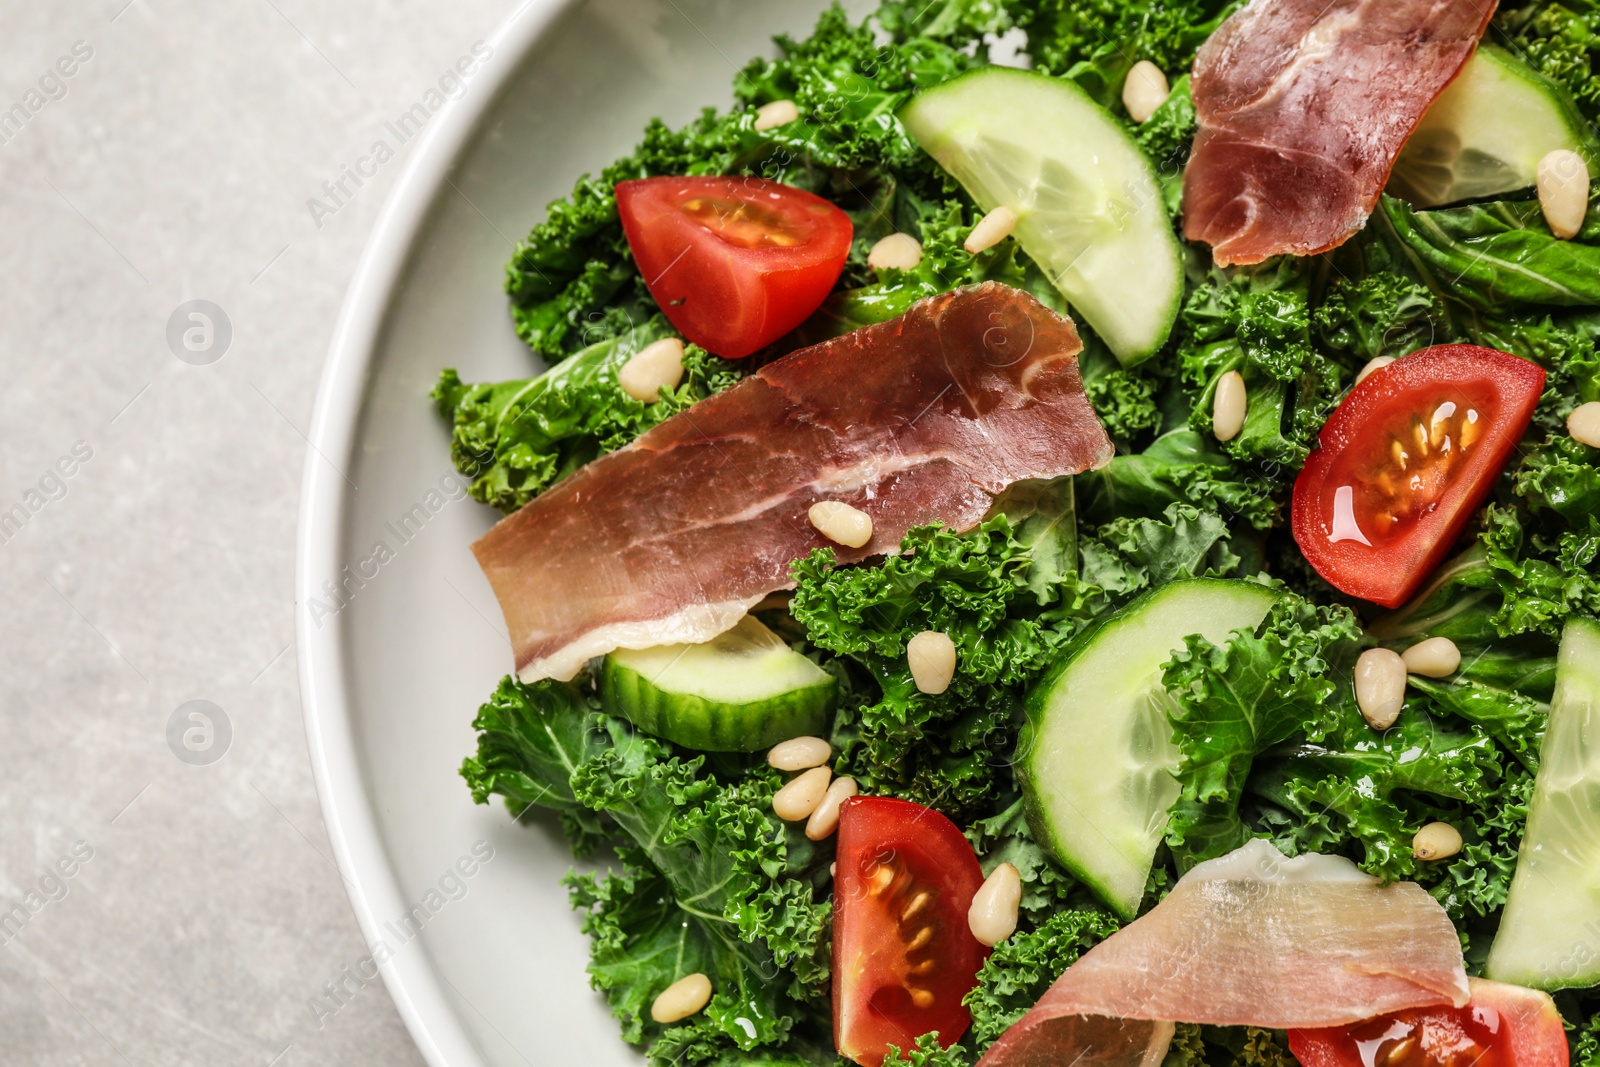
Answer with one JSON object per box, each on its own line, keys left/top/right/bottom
{"left": 977, "top": 840, "right": 1470, "bottom": 1067}
{"left": 474, "top": 282, "right": 1114, "bottom": 683}
{"left": 1182, "top": 0, "right": 1496, "bottom": 266}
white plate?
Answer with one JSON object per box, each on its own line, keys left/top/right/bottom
{"left": 297, "top": 1, "right": 861, "bottom": 1063}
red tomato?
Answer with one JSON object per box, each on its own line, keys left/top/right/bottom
{"left": 1287, "top": 978, "right": 1568, "bottom": 1067}
{"left": 833, "top": 796, "right": 989, "bottom": 1067}
{"left": 1291, "top": 345, "right": 1545, "bottom": 608}
{"left": 614, "top": 176, "right": 852, "bottom": 359}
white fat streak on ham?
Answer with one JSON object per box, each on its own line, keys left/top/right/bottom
{"left": 517, "top": 595, "right": 763, "bottom": 683}
{"left": 474, "top": 282, "right": 1113, "bottom": 683}
{"left": 1182, "top": 0, "right": 1496, "bottom": 266}
{"left": 976, "top": 840, "right": 1470, "bottom": 1067}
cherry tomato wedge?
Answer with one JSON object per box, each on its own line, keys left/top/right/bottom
{"left": 1291, "top": 345, "right": 1545, "bottom": 608}
{"left": 1287, "top": 978, "right": 1568, "bottom": 1067}
{"left": 833, "top": 796, "right": 989, "bottom": 1067}
{"left": 615, "top": 176, "right": 852, "bottom": 359}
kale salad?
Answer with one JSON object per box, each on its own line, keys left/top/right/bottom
{"left": 430, "top": 2, "right": 1600, "bottom": 1065}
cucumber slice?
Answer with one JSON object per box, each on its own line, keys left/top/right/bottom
{"left": 1485, "top": 617, "right": 1600, "bottom": 990}
{"left": 601, "top": 616, "right": 835, "bottom": 752}
{"left": 900, "top": 66, "right": 1183, "bottom": 366}
{"left": 1390, "top": 45, "right": 1599, "bottom": 208}
{"left": 1017, "top": 579, "right": 1281, "bottom": 918}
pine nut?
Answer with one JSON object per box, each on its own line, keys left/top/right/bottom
{"left": 1355, "top": 356, "right": 1394, "bottom": 386}
{"left": 906, "top": 630, "right": 957, "bottom": 695}
{"left": 1537, "top": 149, "right": 1589, "bottom": 240}
{"left": 964, "top": 206, "right": 1017, "bottom": 254}
{"left": 772, "top": 765, "right": 830, "bottom": 822}
{"left": 805, "top": 776, "right": 858, "bottom": 840}
{"left": 1355, "top": 648, "right": 1407, "bottom": 730}
{"left": 650, "top": 972, "right": 712, "bottom": 1023}
{"left": 1212, "top": 370, "right": 1247, "bottom": 442}
{"left": 1122, "top": 61, "right": 1171, "bottom": 124}
{"left": 867, "top": 233, "right": 923, "bottom": 272}
{"left": 1413, "top": 821, "right": 1463, "bottom": 861}
{"left": 617, "top": 337, "right": 685, "bottom": 402}
{"left": 1402, "top": 637, "right": 1461, "bottom": 678}
{"left": 809, "top": 500, "right": 873, "bottom": 548}
{"left": 754, "top": 99, "right": 800, "bottom": 132}
{"left": 968, "top": 862, "right": 1021, "bottom": 947}
{"left": 1569, "top": 401, "right": 1600, "bottom": 448}
{"left": 767, "top": 735, "right": 831, "bottom": 772}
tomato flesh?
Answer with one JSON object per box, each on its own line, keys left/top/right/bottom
{"left": 1287, "top": 979, "right": 1568, "bottom": 1067}
{"left": 615, "top": 176, "right": 852, "bottom": 359}
{"left": 1291, "top": 345, "right": 1545, "bottom": 608}
{"left": 833, "top": 796, "right": 989, "bottom": 1067}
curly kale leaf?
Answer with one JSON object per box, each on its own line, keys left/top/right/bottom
{"left": 966, "top": 796, "right": 1090, "bottom": 925}
{"left": 1313, "top": 271, "right": 1443, "bottom": 363}
{"left": 1076, "top": 431, "right": 1282, "bottom": 531}
{"left": 881, "top": 1033, "right": 973, "bottom": 1067}
{"left": 464, "top": 675, "right": 832, "bottom": 1060}
{"left": 1079, "top": 503, "right": 1247, "bottom": 604}
{"left": 1480, "top": 504, "right": 1600, "bottom": 639}
{"left": 1176, "top": 261, "right": 1343, "bottom": 467}
{"left": 570, "top": 749, "right": 830, "bottom": 1053}
{"left": 1162, "top": 595, "right": 1363, "bottom": 869}
{"left": 1516, "top": 434, "right": 1600, "bottom": 523}
{"left": 1011, "top": 0, "right": 1240, "bottom": 109}
{"left": 459, "top": 676, "right": 641, "bottom": 855}
{"left": 1252, "top": 713, "right": 1504, "bottom": 883}
{"left": 433, "top": 320, "right": 744, "bottom": 512}
{"left": 964, "top": 908, "right": 1122, "bottom": 1048}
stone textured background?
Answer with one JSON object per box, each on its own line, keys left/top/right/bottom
{"left": 0, "top": 2, "right": 516, "bottom": 1062}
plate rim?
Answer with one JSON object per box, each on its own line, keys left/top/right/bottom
{"left": 295, "top": 3, "right": 570, "bottom": 1063}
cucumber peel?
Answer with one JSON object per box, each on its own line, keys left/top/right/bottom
{"left": 601, "top": 615, "right": 835, "bottom": 752}
{"left": 1391, "top": 44, "right": 1600, "bottom": 208}
{"left": 900, "top": 66, "right": 1184, "bottom": 366}
{"left": 1016, "top": 579, "right": 1281, "bottom": 918}
{"left": 1485, "top": 616, "right": 1600, "bottom": 990}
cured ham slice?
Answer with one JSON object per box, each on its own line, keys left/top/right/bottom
{"left": 977, "top": 840, "right": 1470, "bottom": 1067}
{"left": 1183, "top": 0, "right": 1496, "bottom": 266}
{"left": 474, "top": 282, "right": 1114, "bottom": 683}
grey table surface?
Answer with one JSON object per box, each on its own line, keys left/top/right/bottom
{"left": 0, "top": 2, "right": 520, "bottom": 1063}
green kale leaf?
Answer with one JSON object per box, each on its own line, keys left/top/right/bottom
{"left": 964, "top": 908, "right": 1121, "bottom": 1048}
{"left": 1162, "top": 595, "right": 1363, "bottom": 869}
{"left": 459, "top": 676, "right": 639, "bottom": 856}
{"left": 432, "top": 320, "right": 744, "bottom": 511}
